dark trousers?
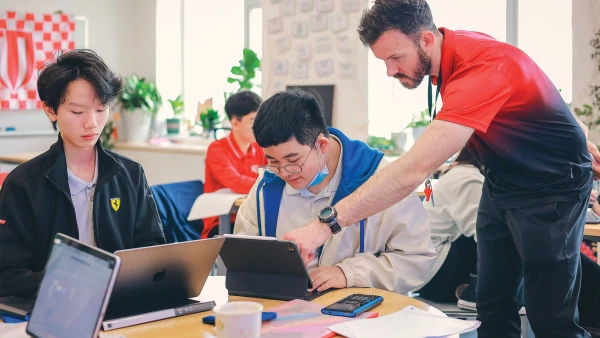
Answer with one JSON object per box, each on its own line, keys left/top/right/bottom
{"left": 579, "top": 253, "right": 600, "bottom": 330}
{"left": 418, "top": 235, "right": 477, "bottom": 302}
{"left": 476, "top": 182, "right": 590, "bottom": 338}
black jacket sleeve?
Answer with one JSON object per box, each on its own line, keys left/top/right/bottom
{"left": 133, "top": 169, "right": 166, "bottom": 247}
{"left": 0, "top": 177, "right": 44, "bottom": 297}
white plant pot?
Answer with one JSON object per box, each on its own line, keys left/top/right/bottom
{"left": 411, "top": 126, "right": 427, "bottom": 142}
{"left": 121, "top": 108, "right": 152, "bottom": 143}
{"left": 391, "top": 131, "right": 408, "bottom": 152}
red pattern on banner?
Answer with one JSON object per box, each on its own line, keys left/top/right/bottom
{"left": 0, "top": 11, "right": 75, "bottom": 110}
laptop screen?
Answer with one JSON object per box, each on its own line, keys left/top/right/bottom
{"left": 27, "top": 234, "right": 119, "bottom": 338}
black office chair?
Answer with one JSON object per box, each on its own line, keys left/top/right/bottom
{"left": 213, "top": 127, "right": 231, "bottom": 140}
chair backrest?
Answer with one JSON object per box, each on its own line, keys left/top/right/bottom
{"left": 150, "top": 180, "right": 204, "bottom": 243}
{"left": 0, "top": 172, "right": 8, "bottom": 187}
{"left": 213, "top": 127, "right": 231, "bottom": 140}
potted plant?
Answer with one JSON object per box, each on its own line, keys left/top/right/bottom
{"left": 405, "top": 108, "right": 431, "bottom": 141}
{"left": 227, "top": 48, "right": 261, "bottom": 93}
{"left": 367, "top": 136, "right": 394, "bottom": 155}
{"left": 100, "top": 120, "right": 117, "bottom": 150}
{"left": 166, "top": 94, "right": 184, "bottom": 135}
{"left": 198, "top": 108, "right": 223, "bottom": 138}
{"left": 119, "top": 74, "right": 162, "bottom": 142}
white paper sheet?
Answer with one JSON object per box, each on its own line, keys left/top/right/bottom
{"left": 0, "top": 322, "right": 28, "bottom": 338}
{"left": 187, "top": 189, "right": 246, "bottom": 220}
{"left": 328, "top": 305, "right": 480, "bottom": 338}
{"left": 0, "top": 322, "right": 126, "bottom": 338}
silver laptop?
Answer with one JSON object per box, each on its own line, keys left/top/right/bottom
{"left": 26, "top": 233, "right": 121, "bottom": 338}
{"left": 105, "top": 237, "right": 224, "bottom": 316}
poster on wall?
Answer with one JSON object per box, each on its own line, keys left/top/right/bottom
{"left": 339, "top": 63, "right": 355, "bottom": 79}
{"left": 296, "top": 43, "right": 312, "bottom": 60}
{"left": 336, "top": 34, "right": 353, "bottom": 53}
{"left": 280, "top": 0, "right": 297, "bottom": 16}
{"left": 331, "top": 13, "right": 350, "bottom": 33}
{"left": 0, "top": 11, "right": 75, "bottom": 110}
{"left": 273, "top": 59, "right": 290, "bottom": 76}
{"left": 291, "top": 21, "right": 309, "bottom": 38}
{"left": 341, "top": 0, "right": 361, "bottom": 13}
{"left": 268, "top": 17, "right": 284, "bottom": 34}
{"left": 316, "top": 0, "right": 335, "bottom": 13}
{"left": 310, "top": 14, "right": 328, "bottom": 32}
{"left": 315, "top": 58, "right": 335, "bottom": 78}
{"left": 272, "top": 79, "right": 286, "bottom": 92}
{"left": 315, "top": 35, "right": 333, "bottom": 53}
{"left": 292, "top": 62, "right": 309, "bottom": 79}
{"left": 275, "top": 36, "right": 292, "bottom": 53}
{"left": 299, "top": 0, "right": 314, "bottom": 12}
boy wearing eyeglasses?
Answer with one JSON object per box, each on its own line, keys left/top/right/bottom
{"left": 234, "top": 89, "right": 436, "bottom": 294}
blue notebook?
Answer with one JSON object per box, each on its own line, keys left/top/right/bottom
{"left": 202, "top": 312, "right": 277, "bottom": 325}
{"left": 0, "top": 313, "right": 29, "bottom": 323}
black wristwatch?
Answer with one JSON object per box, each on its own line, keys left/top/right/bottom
{"left": 318, "top": 206, "right": 342, "bottom": 234}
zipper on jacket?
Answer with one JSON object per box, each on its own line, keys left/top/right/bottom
{"left": 46, "top": 173, "right": 80, "bottom": 240}
{"left": 91, "top": 188, "right": 102, "bottom": 248}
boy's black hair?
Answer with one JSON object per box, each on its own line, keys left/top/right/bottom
{"left": 253, "top": 89, "right": 329, "bottom": 148}
{"left": 37, "top": 49, "right": 123, "bottom": 131}
{"left": 224, "top": 91, "right": 262, "bottom": 120}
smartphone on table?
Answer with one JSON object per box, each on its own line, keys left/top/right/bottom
{"left": 321, "top": 294, "right": 383, "bottom": 318}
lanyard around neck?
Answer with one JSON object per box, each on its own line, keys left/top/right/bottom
{"left": 427, "top": 74, "right": 442, "bottom": 121}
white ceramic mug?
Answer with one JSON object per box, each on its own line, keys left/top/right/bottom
{"left": 213, "top": 301, "right": 263, "bottom": 338}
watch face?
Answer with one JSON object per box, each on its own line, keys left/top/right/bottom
{"left": 321, "top": 208, "right": 333, "bottom": 218}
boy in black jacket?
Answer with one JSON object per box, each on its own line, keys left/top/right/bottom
{"left": 0, "top": 50, "right": 166, "bottom": 298}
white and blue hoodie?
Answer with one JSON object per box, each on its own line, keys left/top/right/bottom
{"left": 234, "top": 128, "right": 436, "bottom": 294}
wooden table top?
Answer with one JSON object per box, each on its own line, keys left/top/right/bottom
{"left": 584, "top": 223, "right": 600, "bottom": 241}
{"left": 110, "top": 278, "right": 446, "bottom": 338}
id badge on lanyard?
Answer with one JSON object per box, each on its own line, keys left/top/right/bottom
{"left": 425, "top": 74, "right": 442, "bottom": 206}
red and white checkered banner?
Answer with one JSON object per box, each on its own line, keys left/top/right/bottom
{"left": 0, "top": 11, "right": 75, "bottom": 110}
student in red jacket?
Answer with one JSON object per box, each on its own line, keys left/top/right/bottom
{"left": 203, "top": 91, "right": 265, "bottom": 238}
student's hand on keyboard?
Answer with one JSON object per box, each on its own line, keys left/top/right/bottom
{"left": 309, "top": 266, "right": 347, "bottom": 292}
{"left": 283, "top": 219, "right": 331, "bottom": 265}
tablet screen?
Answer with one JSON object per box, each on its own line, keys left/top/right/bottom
{"left": 27, "top": 236, "right": 118, "bottom": 338}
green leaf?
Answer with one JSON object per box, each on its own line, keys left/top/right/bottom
{"left": 230, "top": 66, "right": 244, "bottom": 75}
{"left": 227, "top": 48, "right": 261, "bottom": 92}
{"left": 404, "top": 108, "right": 431, "bottom": 129}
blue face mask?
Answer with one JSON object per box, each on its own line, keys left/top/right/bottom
{"left": 307, "top": 151, "right": 329, "bottom": 187}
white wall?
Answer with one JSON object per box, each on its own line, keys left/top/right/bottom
{"left": 261, "top": 0, "right": 369, "bottom": 141}
{"left": 572, "top": 0, "right": 600, "bottom": 143}
{"left": 0, "top": 0, "right": 157, "bottom": 138}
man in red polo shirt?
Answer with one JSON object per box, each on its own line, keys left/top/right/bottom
{"left": 280, "top": 1, "right": 600, "bottom": 337}
{"left": 203, "top": 91, "right": 265, "bottom": 238}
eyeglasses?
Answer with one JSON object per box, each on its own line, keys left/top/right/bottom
{"left": 263, "top": 138, "right": 318, "bottom": 174}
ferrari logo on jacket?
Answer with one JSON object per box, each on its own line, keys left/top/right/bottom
{"left": 110, "top": 198, "right": 120, "bottom": 211}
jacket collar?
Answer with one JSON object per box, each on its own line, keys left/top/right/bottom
{"left": 437, "top": 27, "right": 455, "bottom": 96}
{"left": 46, "top": 134, "right": 125, "bottom": 194}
